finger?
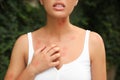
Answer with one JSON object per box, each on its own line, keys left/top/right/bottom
{"left": 50, "top": 53, "right": 60, "bottom": 61}
{"left": 47, "top": 47, "right": 60, "bottom": 56}
{"left": 41, "top": 44, "right": 57, "bottom": 54}
{"left": 51, "top": 61, "right": 60, "bottom": 67}
{"left": 35, "top": 45, "right": 46, "bottom": 54}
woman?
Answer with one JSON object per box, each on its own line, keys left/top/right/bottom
{"left": 5, "top": 0, "right": 106, "bottom": 80}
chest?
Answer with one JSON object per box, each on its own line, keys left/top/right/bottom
{"left": 25, "top": 32, "right": 86, "bottom": 67}
{"left": 36, "top": 36, "right": 84, "bottom": 64}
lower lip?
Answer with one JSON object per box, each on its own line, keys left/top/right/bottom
{"left": 53, "top": 6, "right": 65, "bottom": 11}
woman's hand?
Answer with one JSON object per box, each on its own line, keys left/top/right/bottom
{"left": 29, "top": 44, "right": 60, "bottom": 75}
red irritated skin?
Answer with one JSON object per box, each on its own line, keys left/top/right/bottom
{"left": 40, "top": 0, "right": 78, "bottom": 18}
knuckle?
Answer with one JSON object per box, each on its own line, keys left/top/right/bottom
{"left": 55, "top": 54, "right": 59, "bottom": 58}
{"left": 55, "top": 53, "right": 60, "bottom": 57}
{"left": 53, "top": 47, "right": 59, "bottom": 52}
{"left": 52, "top": 54, "right": 60, "bottom": 59}
{"left": 52, "top": 54, "right": 58, "bottom": 59}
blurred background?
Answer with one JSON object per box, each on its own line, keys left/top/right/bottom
{"left": 0, "top": 0, "right": 120, "bottom": 80}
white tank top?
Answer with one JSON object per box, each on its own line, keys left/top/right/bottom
{"left": 27, "top": 30, "right": 91, "bottom": 80}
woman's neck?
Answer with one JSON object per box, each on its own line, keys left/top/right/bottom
{"left": 44, "top": 16, "right": 73, "bottom": 37}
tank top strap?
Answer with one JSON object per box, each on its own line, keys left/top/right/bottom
{"left": 80, "top": 30, "right": 90, "bottom": 61}
{"left": 84, "top": 30, "right": 90, "bottom": 50}
{"left": 27, "top": 32, "right": 34, "bottom": 65}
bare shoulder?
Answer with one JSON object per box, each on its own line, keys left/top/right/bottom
{"left": 14, "top": 34, "right": 28, "bottom": 54}
{"left": 90, "top": 31, "right": 104, "bottom": 47}
{"left": 89, "top": 31, "right": 106, "bottom": 61}
{"left": 74, "top": 27, "right": 104, "bottom": 48}
{"left": 15, "top": 34, "right": 28, "bottom": 46}
{"left": 14, "top": 34, "right": 29, "bottom": 63}
{"left": 11, "top": 33, "right": 29, "bottom": 65}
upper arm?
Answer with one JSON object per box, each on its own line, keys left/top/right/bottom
{"left": 5, "top": 34, "right": 28, "bottom": 80}
{"left": 89, "top": 32, "right": 107, "bottom": 80}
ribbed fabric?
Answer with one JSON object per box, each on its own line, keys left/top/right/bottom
{"left": 27, "top": 30, "right": 91, "bottom": 80}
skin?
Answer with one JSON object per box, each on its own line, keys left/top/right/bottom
{"left": 4, "top": 0, "right": 107, "bottom": 80}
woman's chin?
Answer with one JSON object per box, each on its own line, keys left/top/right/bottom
{"left": 54, "top": 15, "right": 67, "bottom": 19}
{"left": 49, "top": 13, "right": 69, "bottom": 19}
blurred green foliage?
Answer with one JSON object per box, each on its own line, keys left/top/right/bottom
{"left": 0, "top": 0, "right": 120, "bottom": 80}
